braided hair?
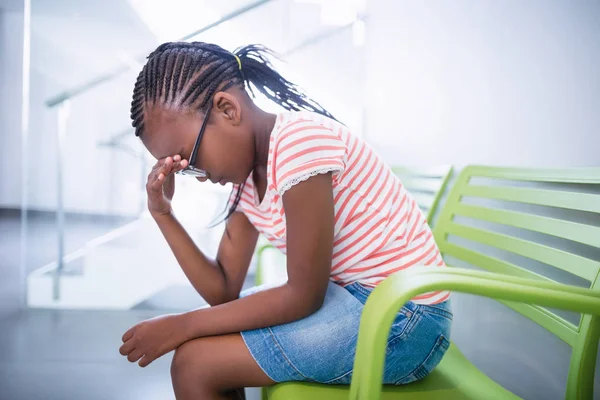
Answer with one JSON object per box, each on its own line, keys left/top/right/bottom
{"left": 130, "top": 41, "right": 337, "bottom": 220}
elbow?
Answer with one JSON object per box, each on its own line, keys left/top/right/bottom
{"left": 306, "top": 298, "right": 325, "bottom": 316}
{"left": 204, "top": 290, "right": 239, "bottom": 307}
{"left": 300, "top": 288, "right": 327, "bottom": 318}
{"left": 197, "top": 283, "right": 239, "bottom": 307}
{"left": 204, "top": 297, "right": 227, "bottom": 307}
{"left": 202, "top": 295, "right": 225, "bottom": 308}
{"left": 286, "top": 279, "right": 328, "bottom": 318}
{"left": 202, "top": 261, "right": 240, "bottom": 306}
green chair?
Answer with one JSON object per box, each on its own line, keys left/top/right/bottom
{"left": 264, "top": 165, "right": 600, "bottom": 399}
{"left": 254, "top": 237, "right": 285, "bottom": 286}
{"left": 254, "top": 165, "right": 454, "bottom": 286}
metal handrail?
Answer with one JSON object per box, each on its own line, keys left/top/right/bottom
{"left": 45, "top": 0, "right": 274, "bottom": 108}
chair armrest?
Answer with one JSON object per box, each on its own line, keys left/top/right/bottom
{"left": 257, "top": 243, "right": 276, "bottom": 257}
{"left": 255, "top": 243, "right": 276, "bottom": 286}
{"left": 349, "top": 267, "right": 600, "bottom": 400}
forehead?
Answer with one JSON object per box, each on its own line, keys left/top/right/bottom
{"left": 141, "top": 106, "right": 203, "bottom": 160}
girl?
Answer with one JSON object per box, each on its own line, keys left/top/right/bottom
{"left": 119, "top": 42, "right": 452, "bottom": 400}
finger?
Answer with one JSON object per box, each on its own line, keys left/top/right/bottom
{"left": 119, "top": 340, "right": 135, "bottom": 356}
{"left": 151, "top": 158, "right": 167, "bottom": 170}
{"left": 170, "top": 159, "right": 187, "bottom": 173}
{"left": 149, "top": 157, "right": 182, "bottom": 190}
{"left": 160, "top": 157, "right": 174, "bottom": 176}
{"left": 138, "top": 354, "right": 153, "bottom": 368}
{"left": 147, "top": 167, "right": 159, "bottom": 182}
{"left": 122, "top": 328, "right": 134, "bottom": 343}
{"left": 166, "top": 156, "right": 188, "bottom": 174}
{"left": 148, "top": 160, "right": 167, "bottom": 182}
{"left": 150, "top": 173, "right": 166, "bottom": 190}
{"left": 127, "top": 348, "right": 145, "bottom": 363}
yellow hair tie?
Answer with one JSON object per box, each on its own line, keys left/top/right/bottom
{"left": 234, "top": 55, "right": 242, "bottom": 71}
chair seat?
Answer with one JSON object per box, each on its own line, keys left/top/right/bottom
{"left": 267, "top": 342, "right": 519, "bottom": 400}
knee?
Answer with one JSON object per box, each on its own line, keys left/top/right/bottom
{"left": 171, "top": 339, "right": 210, "bottom": 383}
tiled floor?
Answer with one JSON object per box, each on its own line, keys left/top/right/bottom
{"left": 0, "top": 310, "right": 262, "bottom": 400}
{"left": 0, "top": 211, "right": 261, "bottom": 399}
{"left": 0, "top": 309, "right": 175, "bottom": 400}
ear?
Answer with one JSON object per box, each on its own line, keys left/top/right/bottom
{"left": 213, "top": 92, "right": 242, "bottom": 126}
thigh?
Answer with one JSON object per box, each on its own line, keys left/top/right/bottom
{"left": 173, "top": 333, "right": 276, "bottom": 390}
{"left": 240, "top": 281, "right": 365, "bottom": 384}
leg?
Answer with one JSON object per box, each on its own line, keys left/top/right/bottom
{"left": 171, "top": 333, "right": 276, "bottom": 400}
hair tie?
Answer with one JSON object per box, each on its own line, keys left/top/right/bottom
{"left": 234, "top": 55, "right": 242, "bottom": 71}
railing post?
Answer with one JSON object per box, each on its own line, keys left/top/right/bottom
{"left": 53, "top": 100, "right": 70, "bottom": 301}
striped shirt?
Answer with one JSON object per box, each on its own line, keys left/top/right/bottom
{"left": 231, "top": 111, "right": 450, "bottom": 305}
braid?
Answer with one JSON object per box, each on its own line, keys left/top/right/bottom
{"left": 162, "top": 50, "right": 177, "bottom": 104}
{"left": 181, "top": 58, "right": 224, "bottom": 106}
{"left": 148, "top": 54, "right": 160, "bottom": 102}
{"left": 130, "top": 41, "right": 338, "bottom": 221}
{"left": 192, "top": 63, "right": 238, "bottom": 109}
{"left": 233, "top": 44, "right": 337, "bottom": 120}
{"left": 178, "top": 50, "right": 202, "bottom": 94}
{"left": 169, "top": 52, "right": 186, "bottom": 104}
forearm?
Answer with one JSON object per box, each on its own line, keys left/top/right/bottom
{"left": 181, "top": 283, "right": 321, "bottom": 340}
{"left": 153, "top": 212, "right": 233, "bottom": 305}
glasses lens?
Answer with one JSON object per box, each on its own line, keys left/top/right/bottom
{"left": 177, "top": 167, "right": 208, "bottom": 178}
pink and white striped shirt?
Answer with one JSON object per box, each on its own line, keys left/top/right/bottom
{"left": 231, "top": 111, "right": 449, "bottom": 305}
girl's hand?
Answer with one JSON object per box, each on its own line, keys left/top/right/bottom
{"left": 146, "top": 155, "right": 188, "bottom": 218}
{"left": 119, "top": 313, "right": 190, "bottom": 368}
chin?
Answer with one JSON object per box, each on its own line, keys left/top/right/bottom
{"left": 230, "top": 173, "right": 249, "bottom": 186}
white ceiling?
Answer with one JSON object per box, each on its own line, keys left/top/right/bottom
{"left": 29, "top": 0, "right": 338, "bottom": 102}
{"left": 31, "top": 0, "right": 158, "bottom": 92}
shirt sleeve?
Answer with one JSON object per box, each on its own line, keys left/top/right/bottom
{"left": 272, "top": 120, "right": 346, "bottom": 196}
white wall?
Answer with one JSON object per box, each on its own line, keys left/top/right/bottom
{"left": 287, "top": 26, "right": 366, "bottom": 136}
{"left": 0, "top": 8, "right": 24, "bottom": 208}
{"left": 365, "top": 0, "right": 600, "bottom": 167}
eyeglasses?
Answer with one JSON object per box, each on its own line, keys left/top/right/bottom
{"left": 176, "top": 99, "right": 212, "bottom": 178}
{"left": 177, "top": 81, "right": 234, "bottom": 178}
{"left": 176, "top": 100, "right": 212, "bottom": 178}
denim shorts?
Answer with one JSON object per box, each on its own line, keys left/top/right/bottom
{"left": 239, "top": 280, "right": 453, "bottom": 385}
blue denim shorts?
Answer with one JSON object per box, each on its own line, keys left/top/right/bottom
{"left": 240, "top": 281, "right": 453, "bottom": 385}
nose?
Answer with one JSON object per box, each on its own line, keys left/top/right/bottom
{"left": 196, "top": 176, "right": 208, "bottom": 183}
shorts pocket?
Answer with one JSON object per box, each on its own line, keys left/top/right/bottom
{"left": 386, "top": 304, "right": 421, "bottom": 349}
{"left": 394, "top": 333, "right": 451, "bottom": 385}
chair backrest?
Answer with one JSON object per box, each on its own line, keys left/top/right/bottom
{"left": 392, "top": 165, "right": 454, "bottom": 223}
{"left": 432, "top": 165, "right": 600, "bottom": 398}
